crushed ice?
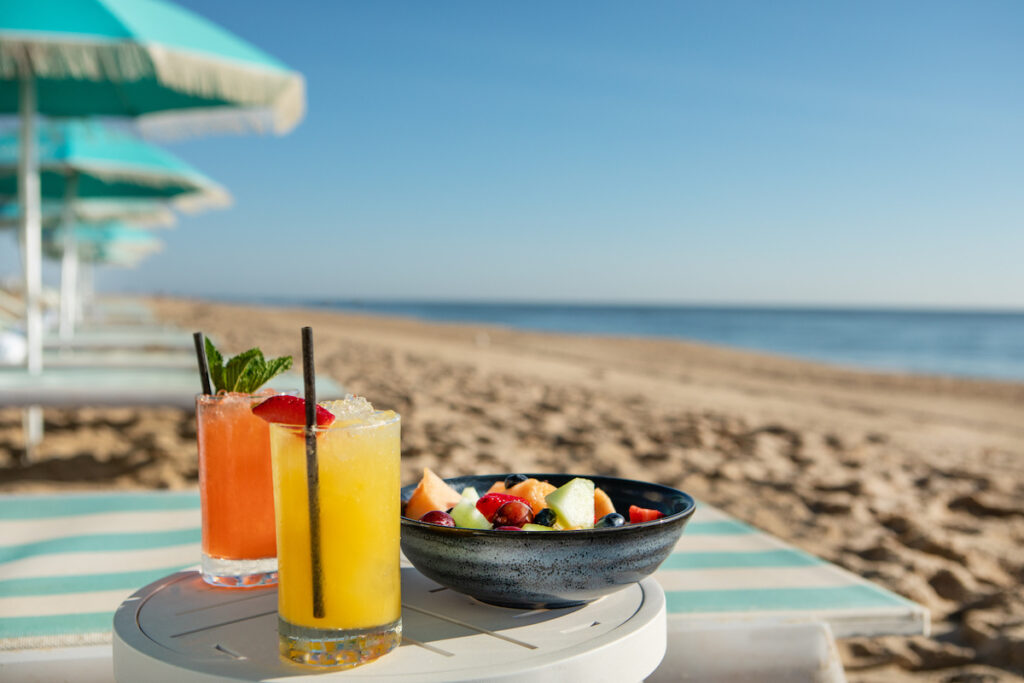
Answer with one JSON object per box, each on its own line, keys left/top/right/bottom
{"left": 321, "top": 394, "right": 375, "bottom": 420}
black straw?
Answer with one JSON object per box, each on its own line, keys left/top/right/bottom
{"left": 301, "top": 326, "right": 325, "bottom": 619}
{"left": 193, "top": 332, "right": 213, "bottom": 395}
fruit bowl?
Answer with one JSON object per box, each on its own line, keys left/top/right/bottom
{"left": 400, "top": 473, "right": 696, "bottom": 609}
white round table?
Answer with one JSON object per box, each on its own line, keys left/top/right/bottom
{"left": 113, "top": 567, "right": 666, "bottom": 682}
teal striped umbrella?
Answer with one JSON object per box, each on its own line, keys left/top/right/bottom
{"left": 41, "top": 222, "right": 165, "bottom": 316}
{"left": 0, "top": 198, "right": 176, "bottom": 229}
{"left": 0, "top": 119, "right": 226, "bottom": 339}
{"left": 0, "top": 0, "right": 305, "bottom": 133}
{"left": 0, "top": 0, "right": 305, "bottom": 378}
{"left": 0, "top": 120, "right": 230, "bottom": 208}
{"left": 2, "top": 197, "right": 174, "bottom": 338}
{"left": 42, "top": 222, "right": 164, "bottom": 267}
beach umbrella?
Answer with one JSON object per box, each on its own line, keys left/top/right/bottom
{"left": 41, "top": 222, "right": 165, "bottom": 315}
{"left": 0, "top": 198, "right": 176, "bottom": 229}
{"left": 0, "top": 120, "right": 230, "bottom": 208}
{"left": 0, "top": 119, "right": 228, "bottom": 338}
{"left": 42, "top": 222, "right": 164, "bottom": 267}
{"left": 1, "top": 198, "right": 174, "bottom": 337}
{"left": 0, "top": 0, "right": 306, "bottom": 378}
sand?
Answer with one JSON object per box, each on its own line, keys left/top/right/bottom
{"left": 1, "top": 296, "right": 1022, "bottom": 681}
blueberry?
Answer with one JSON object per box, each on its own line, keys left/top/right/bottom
{"left": 504, "top": 473, "right": 529, "bottom": 489}
{"left": 533, "top": 508, "right": 557, "bottom": 527}
{"left": 595, "top": 513, "right": 626, "bottom": 528}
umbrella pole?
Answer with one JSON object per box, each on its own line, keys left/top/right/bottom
{"left": 18, "top": 51, "right": 43, "bottom": 459}
{"left": 59, "top": 172, "right": 80, "bottom": 343}
{"left": 80, "top": 262, "right": 93, "bottom": 320}
{"left": 18, "top": 53, "right": 42, "bottom": 373}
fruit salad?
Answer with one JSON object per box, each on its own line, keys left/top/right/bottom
{"left": 403, "top": 468, "right": 666, "bottom": 530}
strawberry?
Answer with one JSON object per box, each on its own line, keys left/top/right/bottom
{"left": 252, "top": 395, "right": 336, "bottom": 427}
{"left": 475, "top": 492, "right": 530, "bottom": 522}
{"left": 628, "top": 505, "right": 665, "bottom": 523}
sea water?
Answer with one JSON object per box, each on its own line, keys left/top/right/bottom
{"left": 277, "top": 300, "right": 1024, "bottom": 382}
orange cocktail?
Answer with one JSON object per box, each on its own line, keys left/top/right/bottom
{"left": 269, "top": 401, "right": 401, "bottom": 668}
{"left": 196, "top": 389, "right": 284, "bottom": 587}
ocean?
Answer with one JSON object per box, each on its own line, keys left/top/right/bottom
{"left": 295, "top": 301, "right": 1024, "bottom": 382}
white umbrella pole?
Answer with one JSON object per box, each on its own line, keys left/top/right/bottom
{"left": 58, "top": 172, "right": 80, "bottom": 341}
{"left": 80, "top": 262, "right": 94, "bottom": 319}
{"left": 18, "top": 51, "right": 43, "bottom": 456}
{"left": 18, "top": 54, "right": 42, "bottom": 372}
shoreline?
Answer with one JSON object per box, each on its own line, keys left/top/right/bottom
{"left": 1, "top": 295, "right": 1022, "bottom": 681}
{"left": 178, "top": 294, "right": 1024, "bottom": 387}
{"left": 168, "top": 294, "right": 1024, "bottom": 398}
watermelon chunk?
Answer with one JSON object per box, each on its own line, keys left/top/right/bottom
{"left": 628, "top": 505, "right": 665, "bottom": 523}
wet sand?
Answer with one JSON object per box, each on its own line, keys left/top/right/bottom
{"left": 1, "top": 296, "right": 1022, "bottom": 681}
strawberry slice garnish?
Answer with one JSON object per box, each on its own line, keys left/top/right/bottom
{"left": 252, "top": 395, "right": 336, "bottom": 427}
{"left": 475, "top": 492, "right": 530, "bottom": 522}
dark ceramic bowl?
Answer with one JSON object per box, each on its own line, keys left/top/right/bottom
{"left": 400, "top": 473, "right": 696, "bottom": 608}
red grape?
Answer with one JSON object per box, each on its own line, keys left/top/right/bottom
{"left": 420, "top": 510, "right": 455, "bottom": 527}
{"left": 492, "top": 500, "right": 533, "bottom": 528}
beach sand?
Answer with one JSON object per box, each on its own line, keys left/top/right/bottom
{"left": 1, "top": 296, "right": 1022, "bottom": 681}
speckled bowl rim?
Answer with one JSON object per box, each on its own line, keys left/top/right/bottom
{"left": 400, "top": 472, "right": 696, "bottom": 536}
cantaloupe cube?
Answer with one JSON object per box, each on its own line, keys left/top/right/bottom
{"left": 507, "top": 478, "right": 558, "bottom": 515}
{"left": 404, "top": 468, "right": 462, "bottom": 521}
{"left": 594, "top": 487, "right": 616, "bottom": 519}
{"left": 486, "top": 480, "right": 506, "bottom": 494}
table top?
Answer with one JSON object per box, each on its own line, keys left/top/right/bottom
{"left": 112, "top": 569, "right": 667, "bottom": 682}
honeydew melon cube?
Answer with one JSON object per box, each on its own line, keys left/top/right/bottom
{"left": 450, "top": 487, "right": 492, "bottom": 530}
{"left": 544, "top": 478, "right": 595, "bottom": 529}
{"left": 521, "top": 523, "right": 555, "bottom": 531}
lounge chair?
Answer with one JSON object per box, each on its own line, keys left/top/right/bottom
{"left": 0, "top": 367, "right": 345, "bottom": 409}
{"left": 0, "top": 492, "right": 927, "bottom": 682}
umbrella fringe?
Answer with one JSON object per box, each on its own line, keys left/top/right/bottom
{"left": 38, "top": 159, "right": 224, "bottom": 190}
{"left": 0, "top": 201, "right": 177, "bottom": 229}
{"left": 0, "top": 38, "right": 305, "bottom": 136}
{"left": 0, "top": 37, "right": 153, "bottom": 82}
{"left": 170, "top": 187, "right": 232, "bottom": 213}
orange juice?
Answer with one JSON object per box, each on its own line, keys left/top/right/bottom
{"left": 196, "top": 390, "right": 281, "bottom": 587}
{"left": 269, "top": 408, "right": 401, "bottom": 667}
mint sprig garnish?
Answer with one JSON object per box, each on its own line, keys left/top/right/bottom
{"left": 204, "top": 338, "right": 293, "bottom": 394}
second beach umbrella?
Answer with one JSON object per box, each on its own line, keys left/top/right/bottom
{"left": 0, "top": 119, "right": 229, "bottom": 338}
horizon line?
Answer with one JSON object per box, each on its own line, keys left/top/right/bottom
{"left": 137, "top": 291, "right": 1024, "bottom": 315}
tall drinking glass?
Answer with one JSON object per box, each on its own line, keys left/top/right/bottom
{"left": 196, "top": 389, "right": 287, "bottom": 587}
{"left": 269, "top": 410, "right": 402, "bottom": 668}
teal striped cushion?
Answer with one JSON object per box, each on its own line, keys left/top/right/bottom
{"left": 0, "top": 492, "right": 927, "bottom": 649}
{"left": 0, "top": 491, "right": 201, "bottom": 649}
{"left": 655, "top": 504, "right": 927, "bottom": 638}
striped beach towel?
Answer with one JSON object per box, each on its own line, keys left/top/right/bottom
{"left": 0, "top": 491, "right": 927, "bottom": 650}
{"left": 0, "top": 491, "right": 200, "bottom": 650}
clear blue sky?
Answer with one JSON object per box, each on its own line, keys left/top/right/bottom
{"left": 8, "top": 0, "right": 1024, "bottom": 307}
